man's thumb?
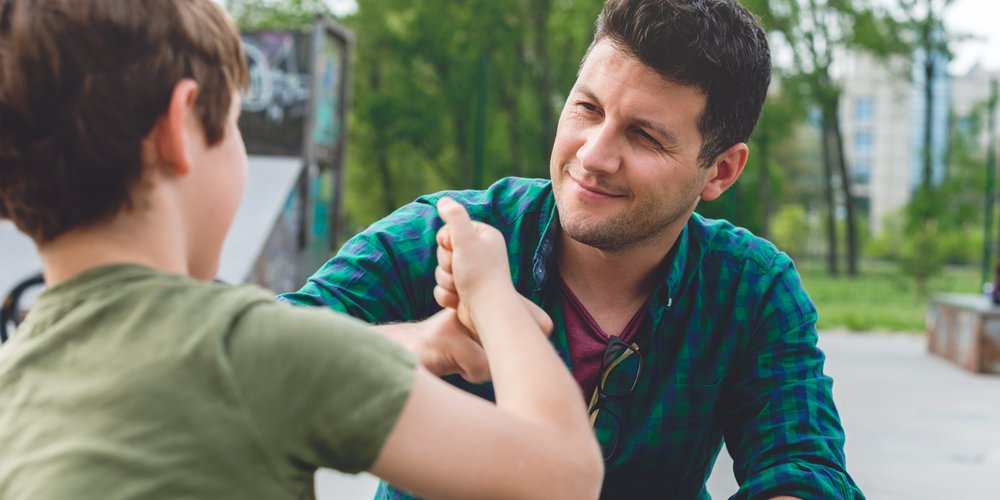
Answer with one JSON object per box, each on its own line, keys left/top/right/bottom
{"left": 437, "top": 197, "right": 474, "bottom": 241}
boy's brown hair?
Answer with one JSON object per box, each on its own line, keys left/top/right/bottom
{"left": 0, "top": 0, "right": 249, "bottom": 243}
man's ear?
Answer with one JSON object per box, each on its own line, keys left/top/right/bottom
{"left": 151, "top": 79, "right": 200, "bottom": 177}
{"left": 700, "top": 142, "right": 749, "bottom": 201}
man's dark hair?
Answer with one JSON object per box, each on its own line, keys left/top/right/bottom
{"left": 0, "top": 0, "right": 249, "bottom": 243}
{"left": 589, "top": 0, "right": 771, "bottom": 168}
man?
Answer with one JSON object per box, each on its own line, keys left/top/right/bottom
{"left": 283, "top": 0, "right": 863, "bottom": 498}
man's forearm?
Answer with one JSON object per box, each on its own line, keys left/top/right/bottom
{"left": 372, "top": 322, "right": 420, "bottom": 352}
{"left": 371, "top": 310, "right": 490, "bottom": 382}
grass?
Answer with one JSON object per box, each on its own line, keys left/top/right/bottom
{"left": 795, "top": 259, "right": 982, "bottom": 333}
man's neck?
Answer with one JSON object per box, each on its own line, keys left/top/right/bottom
{"left": 556, "top": 223, "right": 683, "bottom": 322}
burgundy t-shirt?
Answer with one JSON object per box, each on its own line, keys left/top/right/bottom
{"left": 560, "top": 279, "right": 646, "bottom": 401}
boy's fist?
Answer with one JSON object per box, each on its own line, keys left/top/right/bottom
{"left": 433, "top": 197, "right": 552, "bottom": 335}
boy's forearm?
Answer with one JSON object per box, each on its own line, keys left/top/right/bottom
{"left": 471, "top": 289, "right": 588, "bottom": 429}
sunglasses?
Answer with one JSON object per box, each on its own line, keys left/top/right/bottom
{"left": 587, "top": 336, "right": 642, "bottom": 462}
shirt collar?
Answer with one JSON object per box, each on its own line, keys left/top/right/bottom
{"left": 530, "top": 190, "right": 694, "bottom": 308}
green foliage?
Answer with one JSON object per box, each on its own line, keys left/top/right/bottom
{"left": 865, "top": 211, "right": 905, "bottom": 259}
{"left": 228, "top": 0, "right": 329, "bottom": 29}
{"left": 698, "top": 81, "right": 806, "bottom": 236}
{"left": 336, "top": 0, "right": 603, "bottom": 229}
{"left": 770, "top": 205, "right": 809, "bottom": 259}
{"left": 897, "top": 218, "right": 947, "bottom": 297}
{"left": 938, "top": 227, "right": 984, "bottom": 266}
{"left": 799, "top": 259, "right": 979, "bottom": 332}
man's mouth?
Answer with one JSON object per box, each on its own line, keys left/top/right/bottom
{"left": 570, "top": 175, "right": 625, "bottom": 198}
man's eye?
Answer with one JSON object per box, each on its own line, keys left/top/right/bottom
{"left": 577, "top": 102, "right": 598, "bottom": 112}
{"left": 634, "top": 128, "right": 662, "bottom": 148}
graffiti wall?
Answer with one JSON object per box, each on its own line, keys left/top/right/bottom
{"left": 240, "top": 31, "right": 312, "bottom": 156}
{"left": 239, "top": 20, "right": 353, "bottom": 291}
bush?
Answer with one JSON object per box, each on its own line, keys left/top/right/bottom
{"left": 770, "top": 204, "right": 809, "bottom": 260}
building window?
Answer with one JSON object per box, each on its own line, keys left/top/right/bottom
{"left": 852, "top": 159, "right": 871, "bottom": 184}
{"left": 854, "top": 131, "right": 873, "bottom": 156}
{"left": 855, "top": 97, "right": 874, "bottom": 124}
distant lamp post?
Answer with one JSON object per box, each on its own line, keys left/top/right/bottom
{"left": 982, "top": 79, "right": 998, "bottom": 288}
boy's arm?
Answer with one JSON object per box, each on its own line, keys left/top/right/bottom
{"left": 227, "top": 298, "right": 600, "bottom": 500}
{"left": 368, "top": 198, "right": 602, "bottom": 499}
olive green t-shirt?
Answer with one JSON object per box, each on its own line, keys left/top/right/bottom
{"left": 0, "top": 264, "right": 416, "bottom": 499}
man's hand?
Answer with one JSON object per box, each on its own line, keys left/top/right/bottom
{"left": 375, "top": 308, "right": 490, "bottom": 383}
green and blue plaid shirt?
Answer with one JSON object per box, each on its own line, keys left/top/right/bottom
{"left": 282, "top": 177, "right": 862, "bottom": 499}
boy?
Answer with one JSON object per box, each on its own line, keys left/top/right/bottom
{"left": 0, "top": 1, "right": 602, "bottom": 499}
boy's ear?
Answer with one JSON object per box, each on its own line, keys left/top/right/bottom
{"left": 152, "top": 79, "right": 201, "bottom": 177}
{"left": 699, "top": 142, "right": 748, "bottom": 201}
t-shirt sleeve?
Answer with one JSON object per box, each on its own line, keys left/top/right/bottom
{"left": 223, "top": 299, "right": 417, "bottom": 477}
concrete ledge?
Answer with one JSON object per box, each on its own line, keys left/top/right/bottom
{"left": 927, "top": 293, "right": 1000, "bottom": 374}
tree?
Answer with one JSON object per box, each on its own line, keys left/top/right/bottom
{"left": 868, "top": 102, "right": 992, "bottom": 293}
{"left": 227, "top": 0, "right": 329, "bottom": 29}
{"left": 898, "top": 0, "right": 957, "bottom": 191}
{"left": 764, "top": 0, "right": 903, "bottom": 276}
{"left": 336, "top": 0, "right": 602, "bottom": 227}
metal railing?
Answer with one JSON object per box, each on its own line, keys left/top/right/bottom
{"left": 0, "top": 273, "right": 44, "bottom": 343}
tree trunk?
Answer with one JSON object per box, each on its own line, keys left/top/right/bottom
{"left": 453, "top": 105, "right": 472, "bottom": 186}
{"left": 758, "top": 124, "right": 771, "bottom": 240}
{"left": 500, "top": 85, "right": 524, "bottom": 176}
{"left": 529, "top": 0, "right": 555, "bottom": 163}
{"left": 370, "top": 63, "right": 396, "bottom": 214}
{"left": 923, "top": 56, "right": 935, "bottom": 189}
{"left": 820, "top": 110, "right": 839, "bottom": 276}
{"left": 830, "top": 98, "right": 859, "bottom": 276}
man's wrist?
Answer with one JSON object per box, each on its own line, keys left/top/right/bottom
{"left": 373, "top": 322, "right": 424, "bottom": 354}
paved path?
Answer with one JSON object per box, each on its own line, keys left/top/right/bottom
{"left": 708, "top": 331, "right": 1000, "bottom": 499}
{"left": 316, "top": 331, "right": 1000, "bottom": 499}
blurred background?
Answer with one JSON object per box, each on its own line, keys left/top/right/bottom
{"left": 225, "top": 0, "right": 1000, "bottom": 333}
{"left": 3, "top": 0, "right": 1000, "bottom": 497}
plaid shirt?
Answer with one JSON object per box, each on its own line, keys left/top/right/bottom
{"left": 281, "top": 177, "right": 863, "bottom": 499}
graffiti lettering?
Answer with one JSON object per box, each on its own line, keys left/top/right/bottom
{"left": 241, "top": 33, "right": 310, "bottom": 122}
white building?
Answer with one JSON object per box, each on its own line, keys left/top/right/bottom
{"left": 838, "top": 52, "right": 915, "bottom": 234}
{"left": 838, "top": 51, "right": 995, "bottom": 234}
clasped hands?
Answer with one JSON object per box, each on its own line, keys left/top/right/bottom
{"left": 401, "top": 197, "right": 553, "bottom": 383}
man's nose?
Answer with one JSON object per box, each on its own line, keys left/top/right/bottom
{"left": 576, "top": 123, "right": 622, "bottom": 175}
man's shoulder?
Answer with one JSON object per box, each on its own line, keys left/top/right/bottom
{"left": 367, "top": 177, "right": 552, "bottom": 238}
{"left": 413, "top": 177, "right": 552, "bottom": 226}
{"left": 687, "top": 213, "right": 790, "bottom": 272}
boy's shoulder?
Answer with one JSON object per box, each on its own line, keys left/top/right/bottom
{"left": 14, "top": 264, "right": 275, "bottom": 351}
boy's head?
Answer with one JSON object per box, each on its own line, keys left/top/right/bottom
{"left": 0, "top": 0, "right": 249, "bottom": 245}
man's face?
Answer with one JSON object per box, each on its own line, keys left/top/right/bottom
{"left": 549, "top": 40, "right": 713, "bottom": 252}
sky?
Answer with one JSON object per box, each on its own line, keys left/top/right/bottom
{"left": 944, "top": 0, "right": 1000, "bottom": 75}
{"left": 324, "top": 0, "right": 357, "bottom": 17}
